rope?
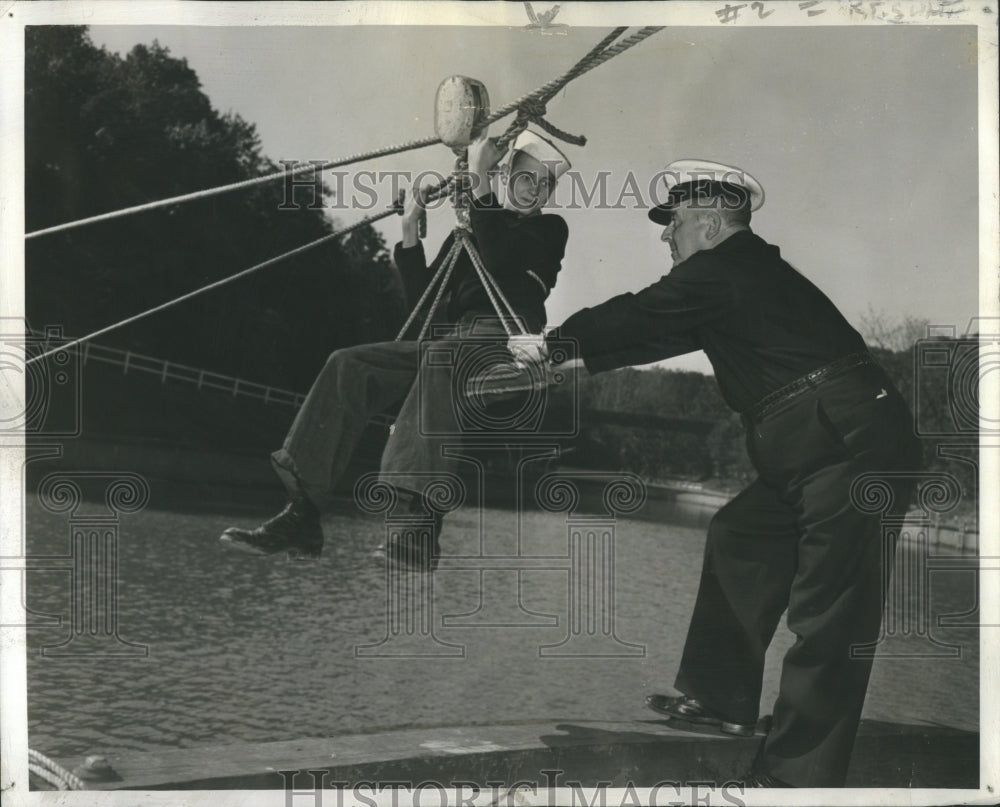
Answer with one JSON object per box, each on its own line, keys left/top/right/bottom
{"left": 26, "top": 178, "right": 461, "bottom": 366}
{"left": 495, "top": 97, "right": 584, "bottom": 151}
{"left": 26, "top": 27, "right": 661, "bottom": 240}
{"left": 29, "top": 763, "right": 71, "bottom": 790}
{"left": 394, "top": 234, "right": 463, "bottom": 341}
{"left": 27, "top": 749, "right": 86, "bottom": 791}
{"left": 490, "top": 26, "right": 668, "bottom": 151}
{"left": 25, "top": 136, "right": 440, "bottom": 240}
{"left": 25, "top": 209, "right": 398, "bottom": 367}
{"left": 416, "top": 237, "right": 463, "bottom": 342}
{"left": 23, "top": 26, "right": 666, "bottom": 361}
{"left": 460, "top": 232, "right": 528, "bottom": 334}
{"left": 456, "top": 231, "right": 526, "bottom": 338}
{"left": 526, "top": 109, "right": 587, "bottom": 148}
{"left": 486, "top": 27, "right": 628, "bottom": 130}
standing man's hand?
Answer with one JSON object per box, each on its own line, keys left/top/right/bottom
{"left": 507, "top": 333, "right": 548, "bottom": 365}
{"left": 467, "top": 133, "right": 505, "bottom": 201}
{"left": 551, "top": 356, "right": 587, "bottom": 374}
{"left": 507, "top": 333, "right": 588, "bottom": 386}
{"left": 401, "top": 183, "right": 429, "bottom": 247}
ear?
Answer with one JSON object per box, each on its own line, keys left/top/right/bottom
{"left": 702, "top": 210, "right": 723, "bottom": 240}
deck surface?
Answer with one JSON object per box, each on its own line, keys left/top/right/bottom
{"left": 55, "top": 718, "right": 978, "bottom": 791}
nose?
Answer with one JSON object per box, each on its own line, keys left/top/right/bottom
{"left": 512, "top": 172, "right": 538, "bottom": 189}
{"left": 660, "top": 225, "right": 673, "bottom": 242}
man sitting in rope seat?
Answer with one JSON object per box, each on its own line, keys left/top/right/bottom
{"left": 219, "top": 129, "right": 571, "bottom": 569}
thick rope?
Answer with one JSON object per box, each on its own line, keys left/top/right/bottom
{"left": 460, "top": 232, "right": 527, "bottom": 333}
{"left": 27, "top": 749, "right": 86, "bottom": 791}
{"left": 486, "top": 27, "right": 628, "bottom": 130}
{"left": 525, "top": 109, "right": 587, "bottom": 147}
{"left": 25, "top": 136, "right": 441, "bottom": 240}
{"left": 394, "top": 234, "right": 463, "bottom": 341}
{"left": 491, "top": 27, "right": 663, "bottom": 152}
{"left": 24, "top": 27, "right": 665, "bottom": 362}
{"left": 29, "top": 763, "right": 72, "bottom": 790}
{"left": 551, "top": 27, "right": 665, "bottom": 94}
{"left": 25, "top": 210, "right": 397, "bottom": 366}
{"left": 495, "top": 97, "right": 585, "bottom": 153}
{"left": 416, "top": 238, "right": 464, "bottom": 342}
{"left": 456, "top": 231, "right": 526, "bottom": 337}
{"left": 27, "top": 27, "right": 659, "bottom": 240}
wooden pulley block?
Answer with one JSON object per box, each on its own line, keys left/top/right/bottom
{"left": 434, "top": 76, "right": 490, "bottom": 152}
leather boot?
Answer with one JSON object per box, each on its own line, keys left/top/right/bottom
{"left": 371, "top": 492, "right": 442, "bottom": 572}
{"left": 219, "top": 497, "right": 323, "bottom": 560}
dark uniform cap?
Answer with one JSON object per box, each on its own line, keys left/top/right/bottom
{"left": 648, "top": 159, "right": 764, "bottom": 226}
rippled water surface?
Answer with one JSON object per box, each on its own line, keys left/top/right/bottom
{"left": 25, "top": 499, "right": 978, "bottom": 758}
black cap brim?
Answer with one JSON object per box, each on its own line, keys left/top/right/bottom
{"left": 648, "top": 204, "right": 674, "bottom": 226}
{"left": 649, "top": 180, "right": 753, "bottom": 226}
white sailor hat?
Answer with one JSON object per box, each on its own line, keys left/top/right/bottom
{"left": 648, "top": 159, "right": 764, "bottom": 225}
{"left": 510, "top": 130, "right": 572, "bottom": 180}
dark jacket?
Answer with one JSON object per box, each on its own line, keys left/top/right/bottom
{"left": 393, "top": 193, "right": 568, "bottom": 335}
{"left": 554, "top": 230, "right": 867, "bottom": 413}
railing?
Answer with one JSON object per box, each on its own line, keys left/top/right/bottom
{"left": 70, "top": 340, "right": 398, "bottom": 429}
{"left": 28, "top": 335, "right": 739, "bottom": 441}
{"left": 77, "top": 341, "right": 306, "bottom": 408}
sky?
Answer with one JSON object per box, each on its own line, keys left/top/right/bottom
{"left": 87, "top": 19, "right": 981, "bottom": 374}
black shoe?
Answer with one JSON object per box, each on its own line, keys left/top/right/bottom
{"left": 646, "top": 693, "right": 756, "bottom": 737}
{"left": 219, "top": 498, "right": 323, "bottom": 560}
{"left": 739, "top": 770, "right": 793, "bottom": 788}
{"left": 372, "top": 531, "right": 441, "bottom": 572}
{"left": 371, "top": 495, "right": 442, "bottom": 572}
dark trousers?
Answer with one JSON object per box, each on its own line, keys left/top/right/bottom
{"left": 674, "top": 362, "right": 921, "bottom": 787}
{"left": 271, "top": 316, "right": 511, "bottom": 506}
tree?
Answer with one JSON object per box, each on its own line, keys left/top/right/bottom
{"left": 858, "top": 306, "right": 931, "bottom": 353}
{"left": 25, "top": 26, "right": 403, "bottom": 390}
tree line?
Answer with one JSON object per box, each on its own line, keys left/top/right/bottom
{"left": 25, "top": 26, "right": 406, "bottom": 392}
{"left": 565, "top": 339, "right": 979, "bottom": 520}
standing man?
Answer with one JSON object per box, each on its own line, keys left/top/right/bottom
{"left": 526, "top": 160, "right": 921, "bottom": 787}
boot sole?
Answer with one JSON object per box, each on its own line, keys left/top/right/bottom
{"left": 370, "top": 546, "right": 437, "bottom": 572}
{"left": 219, "top": 535, "right": 321, "bottom": 561}
{"left": 219, "top": 535, "right": 273, "bottom": 556}
{"left": 286, "top": 548, "right": 322, "bottom": 561}
{"left": 646, "top": 696, "right": 756, "bottom": 737}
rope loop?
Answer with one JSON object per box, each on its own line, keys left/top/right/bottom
{"left": 496, "top": 97, "right": 586, "bottom": 151}
{"left": 518, "top": 98, "right": 549, "bottom": 121}
{"left": 497, "top": 98, "right": 587, "bottom": 149}
{"left": 532, "top": 116, "right": 587, "bottom": 148}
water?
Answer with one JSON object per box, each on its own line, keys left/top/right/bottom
{"left": 24, "top": 499, "right": 978, "bottom": 759}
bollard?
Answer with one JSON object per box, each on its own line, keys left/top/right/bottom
{"left": 73, "top": 754, "right": 120, "bottom": 783}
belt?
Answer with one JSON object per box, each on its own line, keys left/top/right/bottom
{"left": 748, "top": 351, "right": 875, "bottom": 422}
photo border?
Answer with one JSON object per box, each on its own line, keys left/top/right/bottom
{"left": 1, "top": 2, "right": 997, "bottom": 805}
